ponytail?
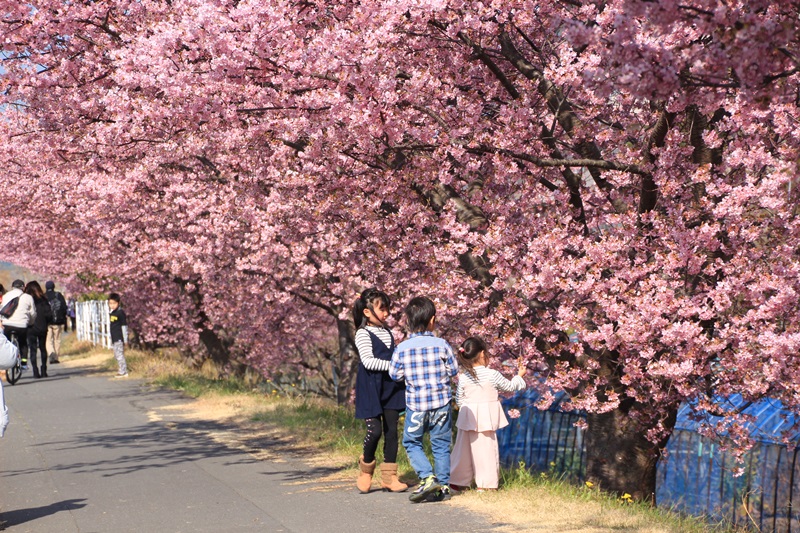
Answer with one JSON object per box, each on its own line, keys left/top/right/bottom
{"left": 458, "top": 336, "right": 487, "bottom": 380}
{"left": 352, "top": 288, "right": 391, "bottom": 330}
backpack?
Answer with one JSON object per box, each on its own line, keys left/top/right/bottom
{"left": 49, "top": 293, "right": 67, "bottom": 324}
{"left": 0, "top": 297, "right": 19, "bottom": 319}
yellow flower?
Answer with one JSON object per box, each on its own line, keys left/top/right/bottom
{"left": 585, "top": 481, "right": 594, "bottom": 488}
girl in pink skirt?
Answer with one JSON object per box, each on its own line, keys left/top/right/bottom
{"left": 450, "top": 337, "right": 526, "bottom": 491}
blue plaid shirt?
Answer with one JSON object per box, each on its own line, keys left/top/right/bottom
{"left": 388, "top": 332, "right": 458, "bottom": 412}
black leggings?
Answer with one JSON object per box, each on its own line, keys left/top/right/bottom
{"left": 27, "top": 332, "right": 47, "bottom": 372}
{"left": 362, "top": 409, "right": 400, "bottom": 463}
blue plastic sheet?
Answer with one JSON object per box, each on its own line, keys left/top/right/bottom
{"left": 498, "top": 390, "right": 800, "bottom": 531}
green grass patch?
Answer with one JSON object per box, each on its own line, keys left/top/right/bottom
{"left": 152, "top": 374, "right": 252, "bottom": 397}
{"left": 253, "top": 400, "right": 364, "bottom": 453}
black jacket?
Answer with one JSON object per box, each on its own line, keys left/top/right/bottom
{"left": 30, "top": 296, "right": 53, "bottom": 335}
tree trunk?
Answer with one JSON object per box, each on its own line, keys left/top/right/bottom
{"left": 335, "top": 318, "right": 359, "bottom": 405}
{"left": 198, "top": 325, "right": 232, "bottom": 371}
{"left": 584, "top": 407, "right": 677, "bottom": 503}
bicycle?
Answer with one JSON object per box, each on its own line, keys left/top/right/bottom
{"left": 4, "top": 331, "right": 22, "bottom": 385}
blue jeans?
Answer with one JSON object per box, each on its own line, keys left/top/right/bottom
{"left": 402, "top": 404, "right": 452, "bottom": 484}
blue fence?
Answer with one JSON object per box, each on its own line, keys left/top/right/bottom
{"left": 498, "top": 390, "right": 586, "bottom": 479}
{"left": 658, "top": 397, "right": 800, "bottom": 532}
{"left": 498, "top": 391, "right": 800, "bottom": 532}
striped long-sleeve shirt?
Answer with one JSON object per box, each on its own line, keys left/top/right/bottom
{"left": 355, "top": 326, "right": 393, "bottom": 372}
{"left": 455, "top": 366, "right": 526, "bottom": 407}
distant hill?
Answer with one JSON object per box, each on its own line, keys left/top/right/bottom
{"left": 0, "top": 261, "right": 49, "bottom": 291}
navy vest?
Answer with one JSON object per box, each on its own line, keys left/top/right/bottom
{"left": 354, "top": 329, "right": 406, "bottom": 419}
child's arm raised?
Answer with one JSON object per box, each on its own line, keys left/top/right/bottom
{"left": 487, "top": 367, "right": 526, "bottom": 393}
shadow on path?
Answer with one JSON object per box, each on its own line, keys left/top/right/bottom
{"left": 4, "top": 408, "right": 348, "bottom": 483}
{"left": 0, "top": 499, "right": 87, "bottom": 529}
{"left": 2, "top": 420, "right": 260, "bottom": 478}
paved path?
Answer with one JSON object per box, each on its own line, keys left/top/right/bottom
{"left": 0, "top": 363, "right": 498, "bottom": 532}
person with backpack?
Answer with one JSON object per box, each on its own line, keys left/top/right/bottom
{"left": 0, "top": 279, "right": 36, "bottom": 371}
{"left": 45, "top": 281, "right": 68, "bottom": 364}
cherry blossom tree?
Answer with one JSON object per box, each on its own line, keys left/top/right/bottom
{"left": 2, "top": 0, "right": 799, "bottom": 499}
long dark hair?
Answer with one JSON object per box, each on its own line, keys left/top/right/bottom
{"left": 25, "top": 280, "right": 45, "bottom": 300}
{"left": 352, "top": 288, "right": 391, "bottom": 330}
{"left": 458, "top": 336, "right": 487, "bottom": 380}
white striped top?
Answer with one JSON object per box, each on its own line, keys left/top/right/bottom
{"left": 355, "top": 326, "right": 393, "bottom": 372}
{"left": 456, "top": 366, "right": 526, "bottom": 406}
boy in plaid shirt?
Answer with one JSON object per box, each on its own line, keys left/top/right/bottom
{"left": 389, "top": 296, "right": 458, "bottom": 503}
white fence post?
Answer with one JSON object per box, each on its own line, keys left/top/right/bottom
{"left": 76, "top": 300, "right": 111, "bottom": 349}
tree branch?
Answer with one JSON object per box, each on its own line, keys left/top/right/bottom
{"left": 467, "top": 144, "right": 648, "bottom": 176}
{"left": 430, "top": 20, "right": 520, "bottom": 100}
{"left": 497, "top": 28, "right": 614, "bottom": 191}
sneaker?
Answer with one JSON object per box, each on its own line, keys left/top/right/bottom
{"left": 21, "top": 364, "right": 28, "bottom": 371}
{"left": 409, "top": 476, "right": 442, "bottom": 503}
{"left": 114, "top": 372, "right": 129, "bottom": 378}
{"left": 428, "top": 485, "right": 452, "bottom": 502}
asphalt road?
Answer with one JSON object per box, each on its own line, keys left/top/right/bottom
{"left": 0, "top": 361, "right": 499, "bottom": 533}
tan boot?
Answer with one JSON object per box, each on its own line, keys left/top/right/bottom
{"left": 380, "top": 462, "right": 408, "bottom": 492}
{"left": 357, "top": 456, "right": 376, "bottom": 493}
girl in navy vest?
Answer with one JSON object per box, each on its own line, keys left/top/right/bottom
{"left": 352, "top": 288, "right": 406, "bottom": 493}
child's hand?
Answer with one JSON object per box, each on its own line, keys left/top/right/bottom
{"left": 517, "top": 358, "right": 527, "bottom": 378}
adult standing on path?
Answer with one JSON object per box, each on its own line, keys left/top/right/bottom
{"left": 0, "top": 279, "right": 36, "bottom": 371}
{"left": 65, "top": 294, "right": 76, "bottom": 333}
{"left": 44, "top": 281, "right": 67, "bottom": 364}
{"left": 25, "top": 281, "right": 52, "bottom": 379}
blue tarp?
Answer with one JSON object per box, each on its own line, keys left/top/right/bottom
{"left": 498, "top": 390, "right": 800, "bottom": 530}
{"left": 673, "top": 394, "right": 800, "bottom": 443}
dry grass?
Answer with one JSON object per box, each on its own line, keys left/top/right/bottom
{"left": 450, "top": 487, "right": 679, "bottom": 532}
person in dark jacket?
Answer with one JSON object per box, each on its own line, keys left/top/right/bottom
{"left": 25, "top": 281, "right": 52, "bottom": 378}
{"left": 44, "top": 281, "right": 68, "bottom": 364}
{"left": 108, "top": 293, "right": 128, "bottom": 378}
